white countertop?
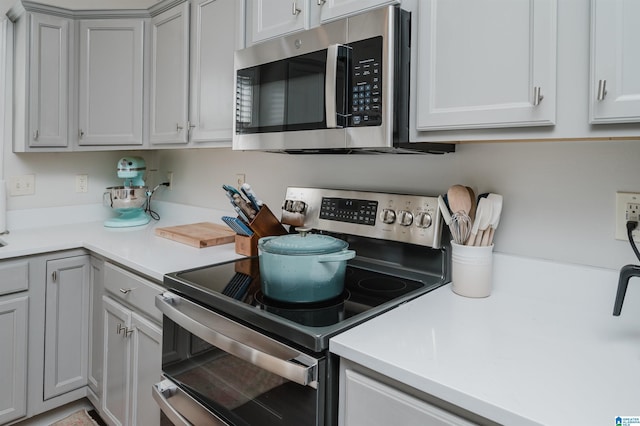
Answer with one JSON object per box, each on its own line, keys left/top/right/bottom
{"left": 330, "top": 254, "right": 640, "bottom": 426}
{"left": 0, "top": 202, "right": 243, "bottom": 282}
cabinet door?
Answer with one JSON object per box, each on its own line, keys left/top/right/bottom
{"left": 343, "top": 369, "right": 475, "bottom": 426}
{"left": 416, "top": 0, "right": 557, "bottom": 130}
{"left": 189, "top": 0, "right": 241, "bottom": 144}
{"left": 150, "top": 3, "right": 190, "bottom": 145}
{"left": 102, "top": 296, "right": 132, "bottom": 426}
{"left": 590, "top": 0, "right": 640, "bottom": 123}
{"left": 88, "top": 257, "right": 104, "bottom": 401}
{"left": 0, "top": 294, "right": 28, "bottom": 425}
{"left": 78, "top": 19, "right": 144, "bottom": 146}
{"left": 247, "top": 0, "right": 307, "bottom": 44}
{"left": 28, "top": 13, "right": 71, "bottom": 148}
{"left": 43, "top": 255, "right": 90, "bottom": 400}
{"left": 319, "top": 0, "right": 396, "bottom": 23}
{"left": 129, "top": 312, "right": 162, "bottom": 426}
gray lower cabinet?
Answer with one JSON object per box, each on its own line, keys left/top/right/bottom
{"left": 0, "top": 293, "right": 28, "bottom": 425}
{"left": 44, "top": 255, "right": 91, "bottom": 399}
{"left": 339, "top": 360, "right": 496, "bottom": 426}
{"left": 99, "top": 262, "right": 163, "bottom": 426}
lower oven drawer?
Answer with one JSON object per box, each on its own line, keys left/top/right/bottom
{"left": 153, "top": 377, "right": 228, "bottom": 425}
{"left": 156, "top": 291, "right": 326, "bottom": 426}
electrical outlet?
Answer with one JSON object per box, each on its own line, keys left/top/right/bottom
{"left": 167, "top": 172, "right": 173, "bottom": 190}
{"left": 75, "top": 174, "right": 88, "bottom": 193}
{"left": 615, "top": 192, "right": 640, "bottom": 242}
{"left": 236, "top": 173, "right": 246, "bottom": 187}
{"left": 9, "top": 174, "right": 35, "bottom": 196}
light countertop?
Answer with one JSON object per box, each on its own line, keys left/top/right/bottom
{"left": 330, "top": 254, "right": 640, "bottom": 426}
{"left": 0, "top": 202, "right": 243, "bottom": 282}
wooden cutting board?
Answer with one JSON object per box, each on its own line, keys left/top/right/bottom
{"left": 155, "top": 222, "right": 236, "bottom": 248}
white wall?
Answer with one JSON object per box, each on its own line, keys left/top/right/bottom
{"left": 153, "top": 141, "right": 640, "bottom": 271}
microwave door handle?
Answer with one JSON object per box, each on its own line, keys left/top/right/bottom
{"left": 153, "top": 379, "right": 228, "bottom": 426}
{"left": 156, "top": 292, "right": 319, "bottom": 388}
{"left": 325, "top": 44, "right": 346, "bottom": 129}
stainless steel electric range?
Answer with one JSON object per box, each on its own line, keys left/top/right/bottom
{"left": 153, "top": 188, "right": 450, "bottom": 426}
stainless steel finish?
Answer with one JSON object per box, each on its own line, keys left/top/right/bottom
{"left": 325, "top": 44, "right": 342, "bottom": 129}
{"left": 176, "top": 123, "right": 183, "bottom": 132}
{"left": 317, "top": 0, "right": 326, "bottom": 4}
{"left": 381, "top": 209, "right": 396, "bottom": 224}
{"left": 119, "top": 288, "right": 133, "bottom": 294}
{"left": 116, "top": 323, "right": 124, "bottom": 335}
{"left": 153, "top": 378, "right": 228, "bottom": 426}
{"left": 597, "top": 79, "right": 607, "bottom": 101}
{"left": 156, "top": 292, "right": 320, "bottom": 388}
{"left": 33, "top": 130, "right": 39, "bottom": 140}
{"left": 292, "top": 1, "right": 301, "bottom": 15}
{"left": 51, "top": 271, "right": 57, "bottom": 282}
{"left": 233, "top": 7, "right": 399, "bottom": 152}
{"left": 78, "top": 129, "right": 84, "bottom": 139}
{"left": 283, "top": 187, "right": 443, "bottom": 248}
{"left": 125, "top": 327, "right": 133, "bottom": 337}
{"left": 415, "top": 212, "right": 433, "bottom": 229}
{"left": 533, "top": 86, "right": 544, "bottom": 106}
{"left": 103, "top": 186, "right": 148, "bottom": 210}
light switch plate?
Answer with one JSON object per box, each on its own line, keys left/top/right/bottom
{"left": 9, "top": 174, "right": 35, "bottom": 196}
{"left": 615, "top": 192, "right": 640, "bottom": 242}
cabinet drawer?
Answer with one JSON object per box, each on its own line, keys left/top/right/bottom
{"left": 103, "top": 262, "right": 163, "bottom": 322}
{"left": 0, "top": 260, "right": 29, "bottom": 296}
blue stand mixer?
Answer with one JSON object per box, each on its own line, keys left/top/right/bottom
{"left": 103, "top": 157, "right": 151, "bottom": 228}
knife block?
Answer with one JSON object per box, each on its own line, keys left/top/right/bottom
{"left": 235, "top": 205, "right": 287, "bottom": 256}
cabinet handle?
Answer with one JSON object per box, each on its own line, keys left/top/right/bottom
{"left": 119, "top": 288, "right": 134, "bottom": 294}
{"left": 51, "top": 271, "right": 57, "bottom": 282}
{"left": 533, "top": 86, "right": 544, "bottom": 106}
{"left": 292, "top": 2, "right": 301, "bottom": 15}
{"left": 125, "top": 327, "right": 134, "bottom": 338}
{"left": 117, "top": 323, "right": 125, "bottom": 335}
{"left": 78, "top": 129, "right": 84, "bottom": 139}
{"left": 176, "top": 123, "right": 183, "bottom": 132}
{"left": 317, "top": 0, "right": 326, "bottom": 5}
{"left": 33, "top": 130, "right": 39, "bottom": 140}
{"left": 597, "top": 79, "right": 607, "bottom": 101}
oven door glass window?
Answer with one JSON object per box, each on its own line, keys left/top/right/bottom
{"left": 162, "top": 317, "right": 321, "bottom": 426}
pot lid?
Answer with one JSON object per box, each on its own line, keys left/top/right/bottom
{"left": 259, "top": 229, "right": 348, "bottom": 255}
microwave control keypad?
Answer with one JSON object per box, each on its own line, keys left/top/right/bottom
{"left": 350, "top": 37, "right": 382, "bottom": 127}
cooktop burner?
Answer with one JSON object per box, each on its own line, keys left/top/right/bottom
{"left": 165, "top": 256, "right": 441, "bottom": 352}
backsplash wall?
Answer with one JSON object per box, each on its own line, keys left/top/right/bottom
{"left": 154, "top": 140, "right": 640, "bottom": 271}
{"left": 2, "top": 139, "right": 639, "bottom": 270}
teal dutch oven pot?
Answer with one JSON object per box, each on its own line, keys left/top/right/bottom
{"left": 258, "top": 229, "right": 356, "bottom": 303}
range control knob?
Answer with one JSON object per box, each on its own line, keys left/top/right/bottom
{"left": 381, "top": 209, "right": 396, "bottom": 224}
{"left": 397, "top": 210, "right": 413, "bottom": 226}
{"left": 415, "top": 212, "right": 432, "bottom": 229}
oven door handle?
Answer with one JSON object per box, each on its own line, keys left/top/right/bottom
{"left": 153, "top": 378, "right": 228, "bottom": 425}
{"left": 156, "top": 292, "right": 319, "bottom": 388}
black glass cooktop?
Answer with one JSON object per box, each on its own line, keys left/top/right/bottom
{"left": 164, "top": 256, "right": 441, "bottom": 353}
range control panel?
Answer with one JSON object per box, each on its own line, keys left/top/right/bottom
{"left": 281, "top": 187, "right": 443, "bottom": 248}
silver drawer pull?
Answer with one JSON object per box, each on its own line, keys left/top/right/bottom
{"left": 533, "top": 86, "right": 544, "bottom": 106}
{"left": 292, "top": 1, "right": 301, "bottom": 15}
{"left": 119, "top": 288, "right": 134, "bottom": 294}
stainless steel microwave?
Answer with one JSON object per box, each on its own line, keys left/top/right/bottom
{"left": 232, "top": 6, "right": 454, "bottom": 154}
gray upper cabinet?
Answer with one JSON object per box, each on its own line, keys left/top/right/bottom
{"left": 77, "top": 19, "right": 145, "bottom": 146}
{"left": 149, "top": 3, "right": 190, "bottom": 145}
{"left": 246, "top": 0, "right": 314, "bottom": 44}
{"left": 10, "top": 8, "right": 74, "bottom": 152}
{"left": 589, "top": 0, "right": 640, "bottom": 124}
{"left": 149, "top": 0, "right": 243, "bottom": 147}
{"left": 415, "top": 0, "right": 557, "bottom": 131}
{"left": 318, "top": 0, "right": 397, "bottom": 23}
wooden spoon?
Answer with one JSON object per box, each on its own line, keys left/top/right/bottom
{"left": 466, "top": 186, "right": 477, "bottom": 222}
{"left": 447, "top": 185, "right": 472, "bottom": 216}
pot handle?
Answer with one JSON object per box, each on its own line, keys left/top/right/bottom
{"left": 317, "top": 250, "right": 356, "bottom": 263}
